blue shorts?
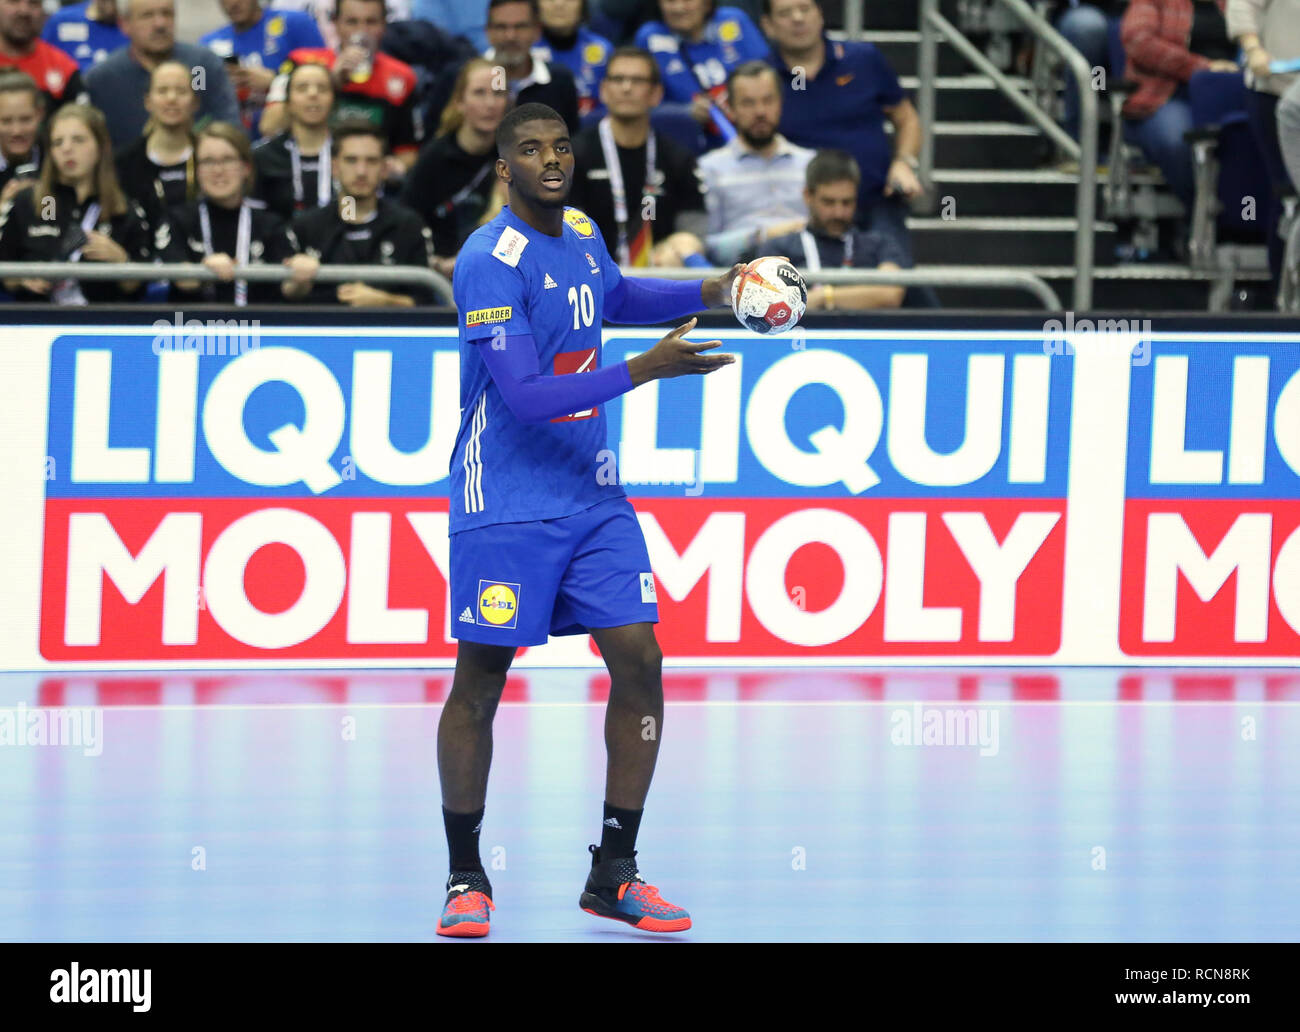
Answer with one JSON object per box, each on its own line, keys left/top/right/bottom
{"left": 449, "top": 496, "right": 660, "bottom": 647}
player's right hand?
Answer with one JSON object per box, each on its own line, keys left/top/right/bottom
{"left": 629, "top": 317, "right": 735, "bottom": 385}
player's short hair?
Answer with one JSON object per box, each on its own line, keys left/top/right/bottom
{"left": 806, "top": 149, "right": 860, "bottom": 192}
{"left": 762, "top": 0, "right": 823, "bottom": 17}
{"left": 0, "top": 70, "right": 44, "bottom": 109}
{"left": 488, "top": 0, "right": 539, "bottom": 22}
{"left": 725, "top": 60, "right": 781, "bottom": 101}
{"left": 496, "top": 102, "right": 567, "bottom": 157}
{"left": 605, "top": 46, "right": 661, "bottom": 89}
{"left": 334, "top": 0, "right": 386, "bottom": 20}
{"left": 332, "top": 118, "right": 388, "bottom": 154}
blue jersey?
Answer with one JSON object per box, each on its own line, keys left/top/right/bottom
{"left": 41, "top": 1, "right": 128, "bottom": 71}
{"left": 634, "top": 6, "right": 770, "bottom": 105}
{"left": 201, "top": 8, "right": 324, "bottom": 135}
{"left": 532, "top": 29, "right": 612, "bottom": 118}
{"left": 450, "top": 205, "right": 626, "bottom": 533}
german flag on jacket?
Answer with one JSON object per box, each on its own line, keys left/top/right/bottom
{"left": 275, "top": 47, "right": 422, "bottom": 160}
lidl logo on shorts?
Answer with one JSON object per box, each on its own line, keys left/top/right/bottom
{"left": 639, "top": 572, "right": 657, "bottom": 603}
{"left": 466, "top": 306, "right": 512, "bottom": 327}
{"left": 477, "top": 580, "right": 521, "bottom": 628}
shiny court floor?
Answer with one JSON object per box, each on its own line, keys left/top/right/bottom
{"left": 1, "top": 669, "right": 1298, "bottom": 942}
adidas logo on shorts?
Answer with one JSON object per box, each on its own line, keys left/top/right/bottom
{"left": 458, "top": 607, "right": 474, "bottom": 623}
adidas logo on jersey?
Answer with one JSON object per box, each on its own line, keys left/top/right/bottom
{"left": 544, "top": 273, "right": 558, "bottom": 289}
{"left": 458, "top": 607, "right": 474, "bottom": 623}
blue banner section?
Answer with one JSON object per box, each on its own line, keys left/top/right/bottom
{"left": 46, "top": 330, "right": 1073, "bottom": 499}
{"left": 1126, "top": 341, "right": 1300, "bottom": 499}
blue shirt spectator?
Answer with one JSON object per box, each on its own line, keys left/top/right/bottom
{"left": 635, "top": 2, "right": 769, "bottom": 140}
{"left": 530, "top": 24, "right": 611, "bottom": 118}
{"left": 413, "top": 0, "right": 490, "bottom": 51}
{"left": 41, "top": 1, "right": 129, "bottom": 71}
{"left": 201, "top": 3, "right": 325, "bottom": 138}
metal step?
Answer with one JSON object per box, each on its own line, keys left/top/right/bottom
{"left": 921, "top": 122, "right": 1050, "bottom": 169}
{"left": 907, "top": 216, "right": 1120, "bottom": 267}
{"left": 929, "top": 168, "right": 1094, "bottom": 217}
{"left": 863, "top": 31, "right": 969, "bottom": 77}
{"left": 897, "top": 74, "right": 1030, "bottom": 121}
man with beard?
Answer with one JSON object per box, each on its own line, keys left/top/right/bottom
{"left": 697, "top": 59, "right": 811, "bottom": 264}
{"left": 436, "top": 101, "right": 746, "bottom": 938}
{"left": 291, "top": 120, "right": 436, "bottom": 306}
{"left": 0, "top": 0, "right": 84, "bottom": 109}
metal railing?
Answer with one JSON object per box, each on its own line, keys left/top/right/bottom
{"left": 917, "top": 0, "right": 1097, "bottom": 308}
{"left": 629, "top": 264, "right": 1062, "bottom": 309}
{"left": 0, "top": 262, "right": 454, "bottom": 303}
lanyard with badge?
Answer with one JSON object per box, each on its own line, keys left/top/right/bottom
{"left": 598, "top": 116, "right": 656, "bottom": 266}
{"left": 288, "top": 134, "right": 332, "bottom": 209}
{"left": 199, "top": 199, "right": 253, "bottom": 306}
{"left": 52, "top": 201, "right": 102, "bottom": 306}
{"left": 799, "top": 229, "right": 854, "bottom": 270}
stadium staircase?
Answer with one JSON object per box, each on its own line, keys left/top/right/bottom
{"left": 826, "top": 0, "right": 1272, "bottom": 309}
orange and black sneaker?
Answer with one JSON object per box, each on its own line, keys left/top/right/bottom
{"left": 579, "top": 845, "right": 691, "bottom": 933}
{"left": 436, "top": 870, "right": 494, "bottom": 938}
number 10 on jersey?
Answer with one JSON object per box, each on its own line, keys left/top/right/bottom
{"left": 568, "top": 284, "right": 595, "bottom": 329}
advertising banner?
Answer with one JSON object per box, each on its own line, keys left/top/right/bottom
{"left": 1, "top": 322, "right": 1295, "bottom": 668}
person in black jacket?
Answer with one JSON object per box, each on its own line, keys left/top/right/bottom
{"left": 252, "top": 62, "right": 336, "bottom": 221}
{"left": 114, "top": 60, "right": 198, "bottom": 237}
{"left": 399, "top": 55, "right": 507, "bottom": 275}
{"left": 0, "top": 70, "right": 43, "bottom": 208}
{"left": 163, "top": 121, "right": 318, "bottom": 305}
{"left": 0, "top": 102, "right": 151, "bottom": 303}
{"left": 293, "top": 119, "right": 436, "bottom": 305}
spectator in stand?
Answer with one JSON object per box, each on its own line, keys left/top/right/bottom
{"left": 1119, "top": 0, "right": 1240, "bottom": 211}
{"left": 698, "top": 60, "right": 811, "bottom": 264}
{"left": 0, "top": 102, "right": 152, "bottom": 303}
{"left": 1281, "top": 78, "right": 1300, "bottom": 191}
{"left": 253, "top": 61, "right": 335, "bottom": 221}
{"left": 400, "top": 56, "right": 507, "bottom": 276}
{"left": 260, "top": 0, "right": 422, "bottom": 179}
{"left": 114, "top": 59, "right": 198, "bottom": 234}
{"left": 412, "top": 0, "right": 489, "bottom": 52}
{"left": 635, "top": 0, "right": 769, "bottom": 142}
{"left": 163, "top": 121, "right": 317, "bottom": 304}
{"left": 762, "top": 0, "right": 923, "bottom": 264}
{"left": 568, "top": 46, "right": 708, "bottom": 266}
{"left": 765, "top": 150, "right": 906, "bottom": 310}
{"left": 293, "top": 120, "right": 436, "bottom": 306}
{"left": 1051, "top": 2, "right": 1128, "bottom": 142}
{"left": 1228, "top": 0, "right": 1299, "bottom": 284}
{"left": 42, "top": 1, "right": 128, "bottom": 71}
{"left": 201, "top": 0, "right": 326, "bottom": 140}
{"left": 424, "top": 0, "right": 580, "bottom": 136}
{"left": 0, "top": 70, "right": 42, "bottom": 207}
{"left": 84, "top": 0, "right": 240, "bottom": 148}
{"left": 0, "top": 0, "right": 84, "bottom": 109}
{"left": 534, "top": 0, "right": 612, "bottom": 121}
{"left": 276, "top": 0, "right": 412, "bottom": 49}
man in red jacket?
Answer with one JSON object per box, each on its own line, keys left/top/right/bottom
{"left": 0, "top": 0, "right": 83, "bottom": 109}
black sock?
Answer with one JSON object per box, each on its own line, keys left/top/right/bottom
{"left": 443, "top": 805, "right": 485, "bottom": 872}
{"left": 599, "top": 802, "right": 643, "bottom": 860}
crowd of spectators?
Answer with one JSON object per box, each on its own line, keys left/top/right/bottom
{"left": 0, "top": 0, "right": 1296, "bottom": 309}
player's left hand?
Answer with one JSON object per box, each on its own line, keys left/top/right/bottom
{"left": 702, "top": 262, "right": 746, "bottom": 308}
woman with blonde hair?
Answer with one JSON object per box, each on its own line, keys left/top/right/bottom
{"left": 399, "top": 56, "right": 508, "bottom": 275}
{"left": 114, "top": 60, "right": 199, "bottom": 233}
{"left": 162, "top": 121, "right": 318, "bottom": 304}
{"left": 0, "top": 102, "right": 152, "bottom": 303}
